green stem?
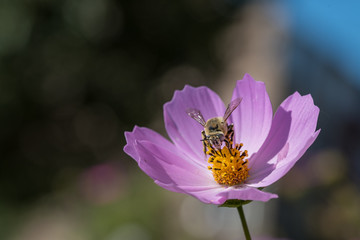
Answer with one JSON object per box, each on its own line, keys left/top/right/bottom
{"left": 237, "top": 205, "right": 252, "bottom": 240}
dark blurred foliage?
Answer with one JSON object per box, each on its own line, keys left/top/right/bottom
{"left": 0, "top": 0, "right": 248, "bottom": 204}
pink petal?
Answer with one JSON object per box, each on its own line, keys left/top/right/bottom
{"left": 230, "top": 74, "right": 273, "bottom": 157}
{"left": 181, "top": 185, "right": 278, "bottom": 204}
{"left": 124, "top": 126, "right": 194, "bottom": 193}
{"left": 135, "top": 140, "right": 214, "bottom": 189}
{"left": 219, "top": 187, "right": 278, "bottom": 203}
{"left": 247, "top": 107, "right": 292, "bottom": 172}
{"left": 124, "top": 126, "right": 177, "bottom": 163}
{"left": 164, "top": 85, "right": 226, "bottom": 166}
{"left": 248, "top": 130, "right": 320, "bottom": 188}
{"left": 247, "top": 92, "right": 320, "bottom": 187}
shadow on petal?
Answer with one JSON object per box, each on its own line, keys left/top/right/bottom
{"left": 247, "top": 107, "right": 292, "bottom": 183}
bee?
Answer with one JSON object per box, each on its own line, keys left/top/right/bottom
{"left": 186, "top": 98, "right": 242, "bottom": 155}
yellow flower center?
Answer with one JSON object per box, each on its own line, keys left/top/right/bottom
{"left": 207, "top": 143, "right": 250, "bottom": 186}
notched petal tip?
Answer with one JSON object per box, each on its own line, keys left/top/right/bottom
{"left": 123, "top": 126, "right": 140, "bottom": 160}
{"left": 123, "top": 143, "right": 132, "bottom": 155}
{"left": 123, "top": 125, "right": 177, "bottom": 162}
{"left": 292, "top": 91, "right": 318, "bottom": 109}
{"left": 292, "top": 91, "right": 319, "bottom": 108}
{"left": 313, "top": 129, "right": 321, "bottom": 138}
{"left": 242, "top": 73, "right": 256, "bottom": 82}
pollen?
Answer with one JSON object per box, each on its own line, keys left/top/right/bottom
{"left": 207, "top": 143, "right": 249, "bottom": 186}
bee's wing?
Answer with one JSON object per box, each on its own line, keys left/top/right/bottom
{"left": 186, "top": 108, "right": 206, "bottom": 126}
{"left": 223, "top": 97, "right": 242, "bottom": 121}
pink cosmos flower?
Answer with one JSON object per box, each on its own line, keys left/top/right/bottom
{"left": 124, "top": 74, "right": 320, "bottom": 205}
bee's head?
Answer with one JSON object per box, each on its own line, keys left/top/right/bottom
{"left": 205, "top": 117, "right": 227, "bottom": 135}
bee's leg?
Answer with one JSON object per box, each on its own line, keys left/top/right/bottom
{"left": 201, "top": 131, "right": 208, "bottom": 158}
{"left": 226, "top": 124, "right": 234, "bottom": 145}
{"left": 225, "top": 124, "right": 235, "bottom": 156}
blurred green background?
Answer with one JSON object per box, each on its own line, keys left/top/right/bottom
{"left": 0, "top": 0, "right": 359, "bottom": 239}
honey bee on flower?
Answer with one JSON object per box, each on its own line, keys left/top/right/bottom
{"left": 186, "top": 97, "right": 242, "bottom": 155}
{"left": 124, "top": 74, "right": 320, "bottom": 205}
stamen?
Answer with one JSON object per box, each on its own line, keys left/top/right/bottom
{"left": 206, "top": 128, "right": 250, "bottom": 186}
